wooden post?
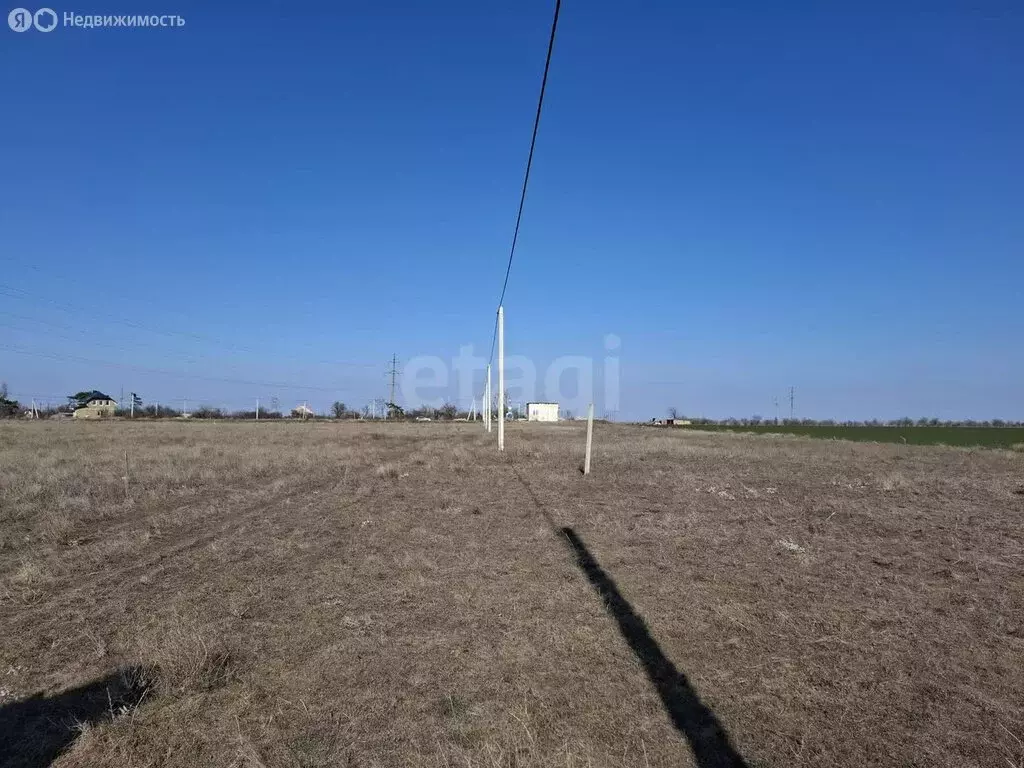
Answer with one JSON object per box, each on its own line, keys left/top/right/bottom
{"left": 123, "top": 450, "right": 131, "bottom": 500}
{"left": 584, "top": 403, "right": 594, "bottom": 475}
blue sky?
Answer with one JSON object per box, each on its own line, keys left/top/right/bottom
{"left": 1, "top": 1, "right": 1021, "bottom": 420}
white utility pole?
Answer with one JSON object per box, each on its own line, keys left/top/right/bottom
{"left": 256, "top": 398, "right": 260, "bottom": 421}
{"left": 485, "top": 364, "right": 492, "bottom": 432}
{"left": 584, "top": 402, "right": 595, "bottom": 475}
{"left": 130, "top": 396, "right": 135, "bottom": 419}
{"left": 497, "top": 306, "right": 505, "bottom": 451}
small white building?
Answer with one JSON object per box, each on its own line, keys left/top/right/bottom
{"left": 526, "top": 402, "right": 559, "bottom": 422}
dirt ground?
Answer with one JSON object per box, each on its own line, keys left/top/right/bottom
{"left": 1, "top": 421, "right": 1022, "bottom": 767}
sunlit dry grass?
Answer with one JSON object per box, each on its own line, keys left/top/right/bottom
{"left": 0, "top": 420, "right": 1021, "bottom": 767}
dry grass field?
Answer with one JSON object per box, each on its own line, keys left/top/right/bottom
{"left": 1, "top": 420, "right": 1022, "bottom": 767}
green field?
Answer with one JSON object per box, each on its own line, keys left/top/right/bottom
{"left": 685, "top": 424, "right": 1024, "bottom": 449}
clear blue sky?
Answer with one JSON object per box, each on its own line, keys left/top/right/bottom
{"left": 2, "top": 1, "right": 1021, "bottom": 420}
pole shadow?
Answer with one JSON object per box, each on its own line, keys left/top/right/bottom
{"left": 511, "top": 466, "right": 750, "bottom": 768}
{"left": 560, "top": 527, "right": 749, "bottom": 768}
{"left": 0, "top": 665, "right": 151, "bottom": 768}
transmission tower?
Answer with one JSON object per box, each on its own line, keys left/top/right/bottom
{"left": 386, "top": 354, "right": 401, "bottom": 417}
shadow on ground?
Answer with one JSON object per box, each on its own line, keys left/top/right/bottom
{"left": 0, "top": 666, "right": 150, "bottom": 768}
{"left": 512, "top": 465, "right": 750, "bottom": 768}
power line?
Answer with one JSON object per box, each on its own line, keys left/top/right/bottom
{"left": 485, "top": 0, "right": 562, "bottom": 367}
{"left": 0, "top": 284, "right": 379, "bottom": 369}
{"left": 0, "top": 344, "right": 354, "bottom": 393}
{"left": 0, "top": 318, "right": 209, "bottom": 366}
{"left": 0, "top": 314, "right": 362, "bottom": 371}
{"left": 8, "top": 390, "right": 267, "bottom": 405}
{"left": 0, "top": 283, "right": 235, "bottom": 347}
{"left": 8, "top": 391, "right": 78, "bottom": 402}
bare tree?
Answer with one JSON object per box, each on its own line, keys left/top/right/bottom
{"left": 331, "top": 401, "right": 347, "bottom": 419}
{"left": 667, "top": 407, "right": 679, "bottom": 420}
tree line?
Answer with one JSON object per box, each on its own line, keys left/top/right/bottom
{"left": 0, "top": 386, "right": 488, "bottom": 421}
{"left": 663, "top": 411, "right": 1024, "bottom": 428}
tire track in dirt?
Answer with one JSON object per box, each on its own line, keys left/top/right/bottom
{"left": 2, "top": 475, "right": 348, "bottom": 633}
{"left": 4, "top": 432, "right": 451, "bottom": 627}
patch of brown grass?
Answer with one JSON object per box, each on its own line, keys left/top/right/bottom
{"left": 38, "top": 509, "right": 76, "bottom": 546}
{"left": 374, "top": 462, "right": 400, "bottom": 479}
{"left": 1, "top": 420, "right": 1021, "bottom": 767}
{"left": 878, "top": 470, "right": 910, "bottom": 492}
{"left": 131, "top": 619, "right": 238, "bottom": 696}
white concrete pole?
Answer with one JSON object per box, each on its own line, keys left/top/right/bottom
{"left": 584, "top": 402, "right": 594, "bottom": 475}
{"left": 486, "top": 364, "right": 492, "bottom": 432}
{"left": 498, "top": 306, "right": 505, "bottom": 451}
{"left": 256, "top": 398, "right": 259, "bottom": 421}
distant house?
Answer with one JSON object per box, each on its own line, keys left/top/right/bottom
{"left": 526, "top": 402, "right": 559, "bottom": 422}
{"left": 666, "top": 418, "right": 692, "bottom": 427}
{"left": 291, "top": 403, "right": 315, "bottom": 419}
{"left": 72, "top": 391, "right": 116, "bottom": 419}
